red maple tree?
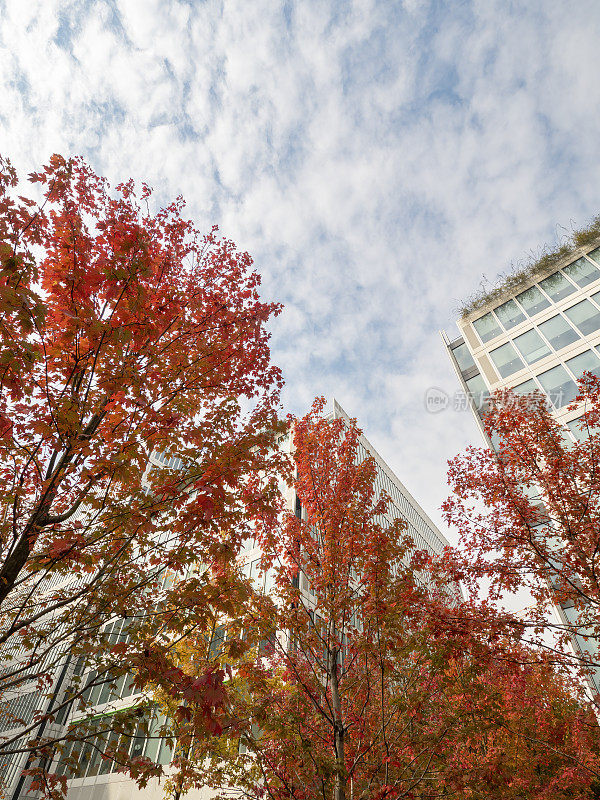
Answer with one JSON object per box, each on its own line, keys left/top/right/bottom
{"left": 0, "top": 153, "right": 285, "bottom": 796}
{"left": 443, "top": 378, "right": 600, "bottom": 704}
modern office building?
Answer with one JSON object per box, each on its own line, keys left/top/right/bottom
{"left": 306, "top": 399, "right": 457, "bottom": 596}
{"left": 442, "top": 236, "right": 600, "bottom": 691}
{"left": 444, "top": 239, "right": 600, "bottom": 441}
{"left": 0, "top": 399, "right": 458, "bottom": 800}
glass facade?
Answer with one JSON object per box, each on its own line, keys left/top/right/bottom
{"left": 465, "top": 373, "right": 489, "bottom": 411}
{"left": 466, "top": 249, "right": 600, "bottom": 352}
{"left": 567, "top": 417, "right": 587, "bottom": 441}
{"left": 563, "top": 257, "right": 600, "bottom": 288}
{"left": 451, "top": 342, "right": 476, "bottom": 372}
{"left": 56, "top": 708, "right": 172, "bottom": 780}
{"left": 512, "top": 378, "right": 539, "bottom": 395}
{"left": 473, "top": 312, "right": 502, "bottom": 343}
{"left": 539, "top": 271, "right": 576, "bottom": 302}
{"left": 586, "top": 246, "right": 600, "bottom": 266}
{"left": 564, "top": 299, "right": 600, "bottom": 336}
{"left": 516, "top": 285, "right": 550, "bottom": 317}
{"left": 489, "top": 342, "right": 524, "bottom": 378}
{"left": 450, "top": 244, "right": 600, "bottom": 701}
{"left": 537, "top": 314, "right": 580, "bottom": 351}
{"left": 565, "top": 349, "right": 600, "bottom": 381}
{"left": 536, "top": 365, "right": 578, "bottom": 409}
{"left": 495, "top": 299, "right": 525, "bottom": 329}
{"left": 453, "top": 246, "right": 600, "bottom": 447}
{"left": 512, "top": 329, "right": 550, "bottom": 364}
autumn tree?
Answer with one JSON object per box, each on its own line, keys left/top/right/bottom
{"left": 443, "top": 377, "right": 600, "bottom": 704}
{"left": 164, "top": 399, "right": 426, "bottom": 800}
{"left": 148, "top": 567, "right": 266, "bottom": 800}
{"left": 412, "top": 592, "right": 600, "bottom": 800}
{"left": 167, "top": 400, "right": 600, "bottom": 800}
{"left": 249, "top": 400, "right": 417, "bottom": 800}
{"left": 0, "top": 153, "right": 285, "bottom": 797}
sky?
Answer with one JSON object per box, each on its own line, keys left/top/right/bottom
{"left": 1, "top": 0, "right": 600, "bottom": 541}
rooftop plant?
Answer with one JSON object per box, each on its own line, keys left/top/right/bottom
{"left": 460, "top": 215, "right": 600, "bottom": 318}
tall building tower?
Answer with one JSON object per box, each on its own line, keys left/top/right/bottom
{"left": 327, "top": 399, "right": 454, "bottom": 576}
{"left": 1, "top": 400, "right": 458, "bottom": 800}
{"left": 442, "top": 237, "right": 600, "bottom": 691}
{"left": 444, "top": 240, "right": 600, "bottom": 442}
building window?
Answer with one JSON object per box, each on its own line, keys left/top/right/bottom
{"left": 567, "top": 416, "right": 593, "bottom": 442}
{"left": 537, "top": 314, "right": 580, "bottom": 351}
{"left": 539, "top": 271, "right": 577, "bottom": 302}
{"left": 56, "top": 709, "right": 171, "bottom": 780}
{"left": 564, "top": 299, "right": 600, "bottom": 336}
{"left": 489, "top": 342, "right": 524, "bottom": 378}
{"left": 516, "top": 285, "right": 550, "bottom": 317}
{"left": 512, "top": 377, "right": 539, "bottom": 395}
{"left": 565, "top": 349, "right": 600, "bottom": 381}
{"left": 566, "top": 417, "right": 582, "bottom": 440}
{"left": 536, "top": 365, "right": 578, "bottom": 409}
{"left": 587, "top": 246, "right": 600, "bottom": 266}
{"left": 451, "top": 342, "right": 476, "bottom": 372}
{"left": 590, "top": 290, "right": 600, "bottom": 308}
{"left": 473, "top": 312, "right": 502, "bottom": 343}
{"left": 563, "top": 257, "right": 600, "bottom": 288}
{"left": 511, "top": 378, "right": 542, "bottom": 410}
{"left": 512, "top": 329, "right": 551, "bottom": 365}
{"left": 465, "top": 373, "right": 489, "bottom": 412}
{"left": 494, "top": 299, "right": 526, "bottom": 329}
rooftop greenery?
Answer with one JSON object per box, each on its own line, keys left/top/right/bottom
{"left": 460, "top": 215, "right": 600, "bottom": 318}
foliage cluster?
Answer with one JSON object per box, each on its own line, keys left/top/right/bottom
{"left": 444, "top": 376, "right": 600, "bottom": 699}
{"left": 0, "top": 152, "right": 286, "bottom": 797}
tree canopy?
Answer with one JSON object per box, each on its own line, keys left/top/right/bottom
{"left": 0, "top": 153, "right": 285, "bottom": 796}
{"left": 444, "top": 378, "right": 600, "bottom": 701}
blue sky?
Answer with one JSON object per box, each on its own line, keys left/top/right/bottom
{"left": 2, "top": 0, "right": 600, "bottom": 538}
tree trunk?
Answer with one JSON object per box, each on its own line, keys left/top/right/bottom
{"left": 329, "top": 643, "right": 346, "bottom": 800}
